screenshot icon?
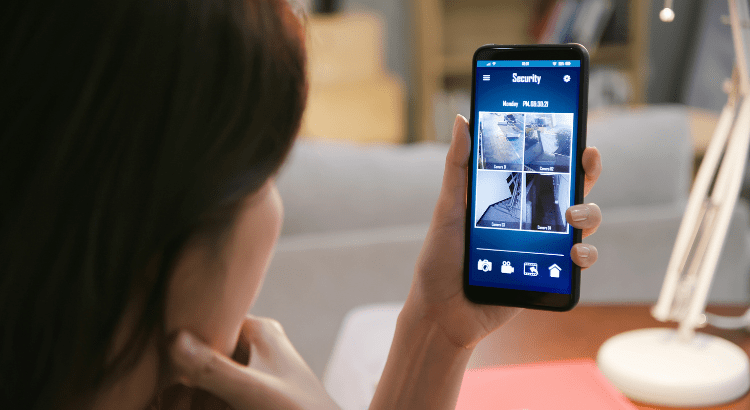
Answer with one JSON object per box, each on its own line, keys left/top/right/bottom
{"left": 524, "top": 262, "right": 538, "bottom": 276}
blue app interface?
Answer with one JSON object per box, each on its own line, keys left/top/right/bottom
{"left": 469, "top": 60, "right": 581, "bottom": 294}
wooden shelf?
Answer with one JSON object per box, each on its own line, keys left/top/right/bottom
{"left": 591, "top": 44, "right": 631, "bottom": 64}
{"left": 442, "top": 54, "right": 472, "bottom": 77}
{"left": 411, "top": 0, "right": 650, "bottom": 141}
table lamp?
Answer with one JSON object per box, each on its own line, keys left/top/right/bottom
{"left": 596, "top": 0, "right": 750, "bottom": 407}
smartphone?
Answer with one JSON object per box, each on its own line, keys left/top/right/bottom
{"left": 463, "top": 44, "right": 589, "bottom": 311}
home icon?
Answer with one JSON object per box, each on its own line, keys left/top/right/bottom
{"left": 549, "top": 264, "right": 561, "bottom": 278}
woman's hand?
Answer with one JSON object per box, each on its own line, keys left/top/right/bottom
{"left": 168, "top": 315, "right": 340, "bottom": 410}
{"left": 405, "top": 114, "right": 602, "bottom": 350}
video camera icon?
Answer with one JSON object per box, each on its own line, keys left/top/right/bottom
{"left": 501, "top": 261, "right": 514, "bottom": 274}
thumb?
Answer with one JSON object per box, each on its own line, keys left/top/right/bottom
{"left": 170, "top": 331, "right": 279, "bottom": 409}
{"left": 433, "top": 114, "right": 470, "bottom": 227}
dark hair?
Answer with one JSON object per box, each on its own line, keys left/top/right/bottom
{"left": 0, "top": 0, "right": 307, "bottom": 408}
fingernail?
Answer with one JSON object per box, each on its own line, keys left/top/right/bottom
{"left": 452, "top": 114, "right": 464, "bottom": 138}
{"left": 577, "top": 245, "right": 591, "bottom": 258}
{"left": 571, "top": 206, "right": 590, "bottom": 222}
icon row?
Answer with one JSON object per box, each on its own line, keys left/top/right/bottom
{"left": 478, "top": 259, "right": 562, "bottom": 278}
{"left": 478, "top": 111, "right": 573, "bottom": 173}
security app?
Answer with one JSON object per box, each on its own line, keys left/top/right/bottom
{"left": 469, "top": 60, "right": 581, "bottom": 295}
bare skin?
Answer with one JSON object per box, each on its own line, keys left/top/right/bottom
{"left": 162, "top": 114, "right": 602, "bottom": 410}
{"left": 369, "top": 115, "right": 600, "bottom": 409}
{"left": 93, "top": 183, "right": 285, "bottom": 410}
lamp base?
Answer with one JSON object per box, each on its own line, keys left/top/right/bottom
{"left": 596, "top": 328, "right": 749, "bottom": 407}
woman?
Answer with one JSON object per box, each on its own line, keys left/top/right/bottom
{"left": 0, "top": 0, "right": 602, "bottom": 409}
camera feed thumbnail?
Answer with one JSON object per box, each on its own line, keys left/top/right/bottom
{"left": 478, "top": 112, "right": 525, "bottom": 171}
{"left": 524, "top": 113, "right": 574, "bottom": 173}
{"left": 522, "top": 173, "right": 570, "bottom": 233}
{"left": 475, "top": 171, "right": 522, "bottom": 229}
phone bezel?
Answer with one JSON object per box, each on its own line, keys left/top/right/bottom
{"left": 463, "top": 44, "right": 589, "bottom": 311}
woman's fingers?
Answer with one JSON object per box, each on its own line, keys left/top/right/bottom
{"left": 582, "top": 147, "right": 602, "bottom": 197}
{"left": 243, "top": 315, "right": 311, "bottom": 376}
{"left": 571, "top": 243, "right": 598, "bottom": 269}
{"left": 432, "top": 114, "right": 470, "bottom": 229}
{"left": 568, "top": 149, "right": 601, "bottom": 269}
{"left": 169, "top": 315, "right": 330, "bottom": 410}
{"left": 170, "top": 331, "right": 273, "bottom": 408}
{"left": 447, "top": 114, "right": 471, "bottom": 183}
{"left": 565, "top": 203, "right": 601, "bottom": 238}
{"left": 171, "top": 330, "right": 297, "bottom": 409}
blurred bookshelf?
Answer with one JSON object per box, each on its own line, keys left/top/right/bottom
{"left": 412, "top": 0, "right": 649, "bottom": 142}
{"left": 301, "top": 12, "right": 406, "bottom": 144}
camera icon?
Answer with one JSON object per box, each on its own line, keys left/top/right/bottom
{"left": 501, "top": 261, "right": 514, "bottom": 274}
{"left": 477, "top": 259, "right": 492, "bottom": 272}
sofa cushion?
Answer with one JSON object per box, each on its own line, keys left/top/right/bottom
{"left": 277, "top": 140, "right": 448, "bottom": 236}
{"left": 585, "top": 104, "right": 692, "bottom": 209}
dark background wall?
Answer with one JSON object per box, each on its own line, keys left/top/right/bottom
{"left": 683, "top": 1, "right": 735, "bottom": 112}
{"left": 646, "top": 0, "right": 704, "bottom": 104}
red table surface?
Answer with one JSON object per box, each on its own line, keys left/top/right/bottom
{"left": 467, "top": 304, "right": 750, "bottom": 410}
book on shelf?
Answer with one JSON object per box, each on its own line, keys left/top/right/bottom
{"left": 536, "top": 0, "right": 615, "bottom": 54}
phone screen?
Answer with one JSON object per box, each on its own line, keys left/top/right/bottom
{"left": 466, "top": 47, "right": 587, "bottom": 307}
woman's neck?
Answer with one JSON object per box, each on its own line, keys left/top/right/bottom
{"left": 91, "top": 342, "right": 160, "bottom": 410}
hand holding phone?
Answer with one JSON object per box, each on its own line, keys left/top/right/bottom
{"left": 405, "top": 118, "right": 598, "bottom": 353}
{"left": 464, "top": 44, "right": 591, "bottom": 311}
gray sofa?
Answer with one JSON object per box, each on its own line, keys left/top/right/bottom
{"left": 249, "top": 104, "right": 750, "bottom": 377}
